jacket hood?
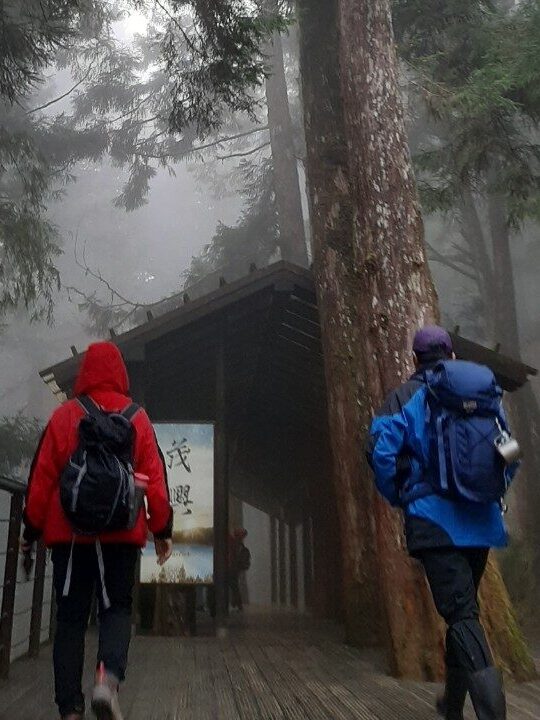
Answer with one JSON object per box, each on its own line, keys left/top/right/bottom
{"left": 74, "top": 342, "right": 130, "bottom": 396}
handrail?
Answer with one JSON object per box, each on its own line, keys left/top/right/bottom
{"left": 0, "top": 475, "right": 26, "bottom": 495}
{"left": 0, "top": 475, "right": 49, "bottom": 678}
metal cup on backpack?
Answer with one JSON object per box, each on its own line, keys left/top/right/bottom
{"left": 494, "top": 429, "right": 522, "bottom": 465}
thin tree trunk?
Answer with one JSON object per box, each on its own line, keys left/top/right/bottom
{"left": 459, "top": 186, "right": 497, "bottom": 339}
{"left": 264, "top": 5, "right": 309, "bottom": 267}
{"left": 487, "top": 187, "right": 521, "bottom": 353}
{"left": 487, "top": 179, "right": 540, "bottom": 606}
{"left": 298, "top": 0, "right": 381, "bottom": 646}
{"left": 454, "top": 176, "right": 540, "bottom": 611}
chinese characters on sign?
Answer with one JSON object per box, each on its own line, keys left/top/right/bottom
{"left": 171, "top": 484, "right": 193, "bottom": 515}
{"left": 141, "top": 423, "right": 214, "bottom": 586}
{"left": 166, "top": 438, "right": 191, "bottom": 473}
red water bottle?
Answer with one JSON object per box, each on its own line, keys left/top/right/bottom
{"left": 130, "top": 473, "right": 149, "bottom": 528}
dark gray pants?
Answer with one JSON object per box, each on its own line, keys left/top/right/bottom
{"left": 418, "top": 547, "right": 493, "bottom": 673}
{"left": 52, "top": 543, "right": 138, "bottom": 717}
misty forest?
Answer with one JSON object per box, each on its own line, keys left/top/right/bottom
{"left": 2, "top": 0, "right": 540, "bottom": 703}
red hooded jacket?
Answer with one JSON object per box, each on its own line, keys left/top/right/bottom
{"left": 24, "top": 342, "right": 172, "bottom": 547}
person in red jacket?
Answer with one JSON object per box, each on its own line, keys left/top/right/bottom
{"left": 22, "top": 342, "right": 173, "bottom": 720}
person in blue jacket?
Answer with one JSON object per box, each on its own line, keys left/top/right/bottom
{"left": 369, "top": 326, "right": 508, "bottom": 720}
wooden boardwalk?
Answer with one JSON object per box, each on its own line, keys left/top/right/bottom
{"left": 0, "top": 610, "right": 538, "bottom": 720}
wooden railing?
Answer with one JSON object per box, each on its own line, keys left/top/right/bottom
{"left": 0, "top": 476, "right": 51, "bottom": 679}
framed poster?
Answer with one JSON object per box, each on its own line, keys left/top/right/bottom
{"left": 140, "top": 422, "right": 214, "bottom": 585}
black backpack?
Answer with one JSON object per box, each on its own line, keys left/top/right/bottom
{"left": 60, "top": 396, "right": 140, "bottom": 535}
{"left": 236, "top": 544, "right": 251, "bottom": 571}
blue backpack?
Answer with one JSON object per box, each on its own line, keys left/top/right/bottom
{"left": 424, "top": 360, "right": 510, "bottom": 504}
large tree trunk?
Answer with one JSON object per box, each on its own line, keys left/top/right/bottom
{"left": 297, "top": 0, "right": 533, "bottom": 680}
{"left": 264, "top": 6, "right": 309, "bottom": 267}
{"left": 297, "top": 0, "right": 382, "bottom": 646}
{"left": 336, "top": 0, "right": 445, "bottom": 679}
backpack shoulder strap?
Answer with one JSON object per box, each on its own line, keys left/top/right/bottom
{"left": 78, "top": 395, "right": 103, "bottom": 418}
{"left": 435, "top": 408, "right": 450, "bottom": 493}
{"left": 122, "top": 403, "right": 140, "bottom": 422}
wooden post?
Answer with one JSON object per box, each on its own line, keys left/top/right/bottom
{"left": 288, "top": 520, "right": 298, "bottom": 609}
{"left": 302, "top": 514, "right": 313, "bottom": 609}
{"left": 0, "top": 493, "right": 23, "bottom": 678}
{"left": 127, "top": 357, "right": 146, "bottom": 631}
{"left": 278, "top": 511, "right": 287, "bottom": 606}
{"left": 214, "top": 320, "right": 229, "bottom": 632}
{"left": 229, "top": 495, "right": 243, "bottom": 529}
{"left": 28, "top": 540, "right": 47, "bottom": 658}
{"left": 311, "top": 507, "right": 328, "bottom": 619}
{"left": 270, "top": 515, "right": 278, "bottom": 605}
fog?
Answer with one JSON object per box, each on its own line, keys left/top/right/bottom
{"left": 2, "top": 12, "right": 245, "bottom": 419}
{"left": 1, "top": 1, "right": 540, "bottom": 665}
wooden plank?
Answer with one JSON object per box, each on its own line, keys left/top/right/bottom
{"left": 233, "top": 640, "right": 284, "bottom": 719}
{"left": 220, "top": 640, "right": 263, "bottom": 719}
{"left": 253, "top": 641, "right": 320, "bottom": 719}
{"left": 1, "top": 609, "right": 539, "bottom": 719}
{"left": 285, "top": 297, "right": 320, "bottom": 325}
{"left": 282, "top": 307, "right": 321, "bottom": 340}
{"left": 265, "top": 642, "right": 356, "bottom": 720}
{"left": 214, "top": 320, "right": 229, "bottom": 630}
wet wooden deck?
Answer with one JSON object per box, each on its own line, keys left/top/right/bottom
{"left": 0, "top": 610, "right": 538, "bottom": 720}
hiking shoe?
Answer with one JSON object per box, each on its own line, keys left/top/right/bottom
{"left": 436, "top": 667, "right": 467, "bottom": 719}
{"left": 91, "top": 663, "right": 124, "bottom": 720}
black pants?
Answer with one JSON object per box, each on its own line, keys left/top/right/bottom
{"left": 418, "top": 547, "right": 493, "bottom": 674}
{"left": 51, "top": 543, "right": 138, "bottom": 716}
{"left": 229, "top": 572, "right": 243, "bottom": 610}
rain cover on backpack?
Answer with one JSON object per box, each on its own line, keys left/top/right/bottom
{"left": 60, "top": 396, "right": 139, "bottom": 534}
{"left": 424, "top": 360, "right": 510, "bottom": 504}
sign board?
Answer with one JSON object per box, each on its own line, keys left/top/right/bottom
{"left": 140, "top": 423, "right": 214, "bottom": 585}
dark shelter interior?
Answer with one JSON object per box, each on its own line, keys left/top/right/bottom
{"left": 40, "top": 261, "right": 537, "bottom": 635}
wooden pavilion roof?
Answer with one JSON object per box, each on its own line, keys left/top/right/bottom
{"left": 40, "top": 261, "right": 537, "bottom": 405}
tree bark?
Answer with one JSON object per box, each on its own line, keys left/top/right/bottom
{"left": 336, "top": 0, "right": 446, "bottom": 679}
{"left": 264, "top": 7, "right": 309, "bottom": 267}
{"left": 298, "top": 0, "right": 381, "bottom": 646}
{"left": 297, "top": 0, "right": 533, "bottom": 680}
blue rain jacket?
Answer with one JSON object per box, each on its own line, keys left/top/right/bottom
{"left": 368, "top": 371, "right": 510, "bottom": 553}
